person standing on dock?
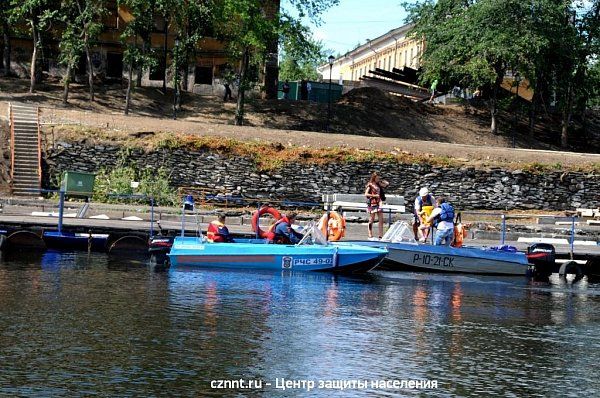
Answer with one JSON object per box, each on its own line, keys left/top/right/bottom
{"left": 413, "top": 187, "right": 436, "bottom": 242}
{"left": 365, "top": 172, "right": 389, "bottom": 240}
{"left": 426, "top": 197, "right": 455, "bottom": 246}
{"left": 207, "top": 214, "right": 233, "bottom": 243}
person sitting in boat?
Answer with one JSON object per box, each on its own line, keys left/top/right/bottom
{"left": 413, "top": 187, "right": 436, "bottom": 242}
{"left": 426, "top": 197, "right": 455, "bottom": 246}
{"left": 272, "top": 212, "right": 304, "bottom": 244}
{"left": 207, "top": 214, "right": 234, "bottom": 243}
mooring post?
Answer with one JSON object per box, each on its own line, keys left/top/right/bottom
{"left": 255, "top": 203, "right": 261, "bottom": 240}
{"left": 57, "top": 190, "right": 65, "bottom": 234}
{"left": 150, "top": 197, "right": 155, "bottom": 239}
{"left": 570, "top": 216, "right": 575, "bottom": 260}
{"left": 501, "top": 214, "right": 506, "bottom": 245}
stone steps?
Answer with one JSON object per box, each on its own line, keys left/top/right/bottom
{"left": 10, "top": 103, "right": 41, "bottom": 196}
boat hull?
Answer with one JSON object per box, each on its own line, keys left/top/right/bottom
{"left": 351, "top": 241, "right": 530, "bottom": 276}
{"left": 168, "top": 238, "right": 387, "bottom": 274}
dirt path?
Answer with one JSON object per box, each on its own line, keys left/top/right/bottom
{"left": 38, "top": 106, "right": 600, "bottom": 167}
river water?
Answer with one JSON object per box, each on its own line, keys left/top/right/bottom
{"left": 0, "top": 250, "right": 599, "bottom": 397}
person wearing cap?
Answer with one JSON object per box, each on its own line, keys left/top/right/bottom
{"left": 413, "top": 187, "right": 436, "bottom": 242}
{"left": 207, "top": 214, "right": 234, "bottom": 243}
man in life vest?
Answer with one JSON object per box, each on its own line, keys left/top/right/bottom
{"left": 207, "top": 214, "right": 233, "bottom": 243}
{"left": 426, "top": 197, "right": 455, "bottom": 246}
{"left": 413, "top": 187, "right": 436, "bottom": 242}
{"left": 272, "top": 212, "right": 304, "bottom": 244}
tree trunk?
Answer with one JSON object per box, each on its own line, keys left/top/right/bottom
{"left": 29, "top": 21, "right": 38, "bottom": 93}
{"left": 2, "top": 22, "right": 10, "bottom": 77}
{"left": 62, "top": 64, "right": 72, "bottom": 105}
{"left": 162, "top": 17, "right": 168, "bottom": 94}
{"left": 84, "top": 39, "right": 94, "bottom": 101}
{"left": 489, "top": 72, "right": 504, "bottom": 135}
{"left": 235, "top": 48, "right": 249, "bottom": 126}
{"left": 125, "top": 62, "right": 133, "bottom": 115}
{"left": 137, "top": 37, "right": 145, "bottom": 87}
{"left": 561, "top": 109, "right": 569, "bottom": 148}
{"left": 182, "top": 62, "right": 189, "bottom": 92}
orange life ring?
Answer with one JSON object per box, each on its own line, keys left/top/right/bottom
{"left": 451, "top": 224, "right": 468, "bottom": 248}
{"left": 318, "top": 211, "right": 346, "bottom": 241}
{"left": 251, "top": 206, "right": 282, "bottom": 239}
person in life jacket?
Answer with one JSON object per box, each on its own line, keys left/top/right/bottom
{"left": 207, "top": 214, "right": 234, "bottom": 243}
{"left": 413, "top": 187, "right": 436, "bottom": 242}
{"left": 426, "top": 197, "right": 455, "bottom": 246}
{"left": 272, "top": 212, "right": 304, "bottom": 244}
{"left": 364, "top": 172, "right": 389, "bottom": 239}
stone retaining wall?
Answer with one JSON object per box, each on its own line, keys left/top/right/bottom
{"left": 44, "top": 142, "right": 600, "bottom": 211}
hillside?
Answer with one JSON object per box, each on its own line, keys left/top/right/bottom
{"left": 1, "top": 76, "right": 599, "bottom": 154}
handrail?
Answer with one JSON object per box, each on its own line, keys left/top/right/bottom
{"left": 9, "top": 102, "right": 13, "bottom": 184}
{"left": 37, "top": 106, "right": 42, "bottom": 190}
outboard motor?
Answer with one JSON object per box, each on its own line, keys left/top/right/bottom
{"left": 527, "top": 243, "right": 556, "bottom": 276}
{"left": 149, "top": 236, "right": 174, "bottom": 270}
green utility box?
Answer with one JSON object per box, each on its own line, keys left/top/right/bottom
{"left": 277, "top": 80, "right": 343, "bottom": 103}
{"left": 61, "top": 171, "right": 96, "bottom": 196}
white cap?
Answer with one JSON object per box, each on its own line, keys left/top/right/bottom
{"left": 419, "top": 187, "right": 429, "bottom": 197}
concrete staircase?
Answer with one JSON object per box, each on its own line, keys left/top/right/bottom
{"left": 9, "top": 103, "right": 41, "bottom": 196}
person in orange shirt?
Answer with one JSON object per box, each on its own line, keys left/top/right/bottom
{"left": 207, "top": 214, "right": 233, "bottom": 243}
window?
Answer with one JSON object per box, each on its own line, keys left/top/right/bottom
{"left": 102, "top": 1, "right": 118, "bottom": 29}
{"left": 404, "top": 50, "right": 407, "bottom": 66}
{"left": 195, "top": 66, "right": 213, "bottom": 85}
{"left": 389, "top": 56, "right": 392, "bottom": 70}
{"left": 106, "top": 52, "right": 123, "bottom": 78}
{"left": 149, "top": 56, "right": 165, "bottom": 81}
{"left": 153, "top": 16, "right": 166, "bottom": 33}
{"left": 410, "top": 48, "right": 413, "bottom": 67}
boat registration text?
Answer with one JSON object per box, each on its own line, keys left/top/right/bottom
{"left": 412, "top": 254, "right": 455, "bottom": 267}
{"left": 282, "top": 257, "right": 333, "bottom": 269}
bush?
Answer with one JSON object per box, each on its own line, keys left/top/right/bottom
{"left": 93, "top": 166, "right": 178, "bottom": 207}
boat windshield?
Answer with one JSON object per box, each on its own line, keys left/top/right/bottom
{"left": 296, "top": 222, "right": 329, "bottom": 246}
{"left": 382, "top": 221, "right": 416, "bottom": 243}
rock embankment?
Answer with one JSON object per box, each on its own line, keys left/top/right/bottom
{"left": 45, "top": 142, "right": 599, "bottom": 211}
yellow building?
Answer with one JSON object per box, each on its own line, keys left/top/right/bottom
{"left": 318, "top": 24, "right": 424, "bottom": 85}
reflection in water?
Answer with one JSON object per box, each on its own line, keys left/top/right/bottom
{"left": 0, "top": 252, "right": 599, "bottom": 397}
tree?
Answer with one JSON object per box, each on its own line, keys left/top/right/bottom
{"left": 168, "top": 0, "right": 211, "bottom": 110}
{"left": 58, "top": 0, "right": 106, "bottom": 103}
{"left": 9, "top": 0, "right": 59, "bottom": 93}
{"left": 279, "top": 28, "right": 326, "bottom": 82}
{"left": 1, "top": 2, "right": 11, "bottom": 76}
{"left": 405, "top": 0, "right": 548, "bottom": 134}
{"left": 214, "top": 0, "right": 338, "bottom": 125}
{"left": 118, "top": 0, "right": 157, "bottom": 115}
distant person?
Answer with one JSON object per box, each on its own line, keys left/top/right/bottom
{"left": 429, "top": 79, "right": 439, "bottom": 103}
{"left": 300, "top": 79, "right": 308, "bottom": 100}
{"left": 306, "top": 81, "right": 312, "bottom": 101}
{"left": 413, "top": 187, "right": 436, "bottom": 242}
{"left": 223, "top": 82, "right": 232, "bottom": 102}
{"left": 282, "top": 80, "right": 290, "bottom": 100}
{"left": 364, "top": 172, "right": 389, "bottom": 239}
{"left": 207, "top": 214, "right": 233, "bottom": 243}
{"left": 272, "top": 212, "right": 304, "bottom": 244}
{"left": 426, "top": 197, "right": 455, "bottom": 246}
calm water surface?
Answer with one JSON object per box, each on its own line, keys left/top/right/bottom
{"left": 1, "top": 250, "right": 599, "bottom": 397}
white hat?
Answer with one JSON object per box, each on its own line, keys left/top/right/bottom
{"left": 419, "top": 187, "right": 429, "bottom": 197}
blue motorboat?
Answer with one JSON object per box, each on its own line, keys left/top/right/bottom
{"left": 167, "top": 225, "right": 387, "bottom": 274}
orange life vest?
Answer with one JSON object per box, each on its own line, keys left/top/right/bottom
{"left": 207, "top": 220, "right": 230, "bottom": 243}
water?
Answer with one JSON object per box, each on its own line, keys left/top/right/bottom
{"left": 1, "top": 250, "right": 599, "bottom": 397}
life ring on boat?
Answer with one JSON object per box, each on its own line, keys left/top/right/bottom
{"left": 451, "top": 224, "right": 468, "bottom": 248}
{"left": 251, "top": 206, "right": 282, "bottom": 239}
{"left": 317, "top": 211, "right": 346, "bottom": 241}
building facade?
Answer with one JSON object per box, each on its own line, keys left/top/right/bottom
{"left": 318, "top": 24, "right": 423, "bottom": 84}
{"left": 1, "top": 0, "right": 280, "bottom": 97}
